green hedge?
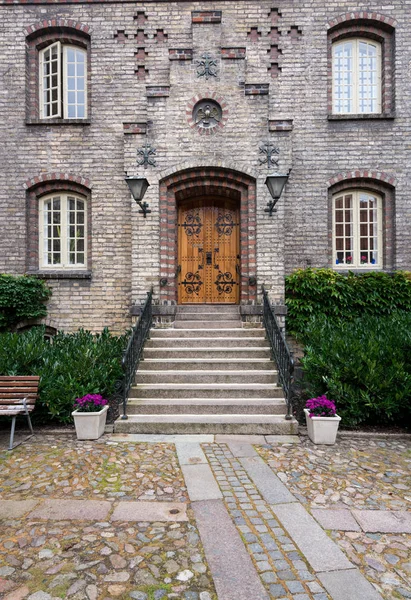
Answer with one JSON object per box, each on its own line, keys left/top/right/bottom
{"left": 299, "top": 313, "right": 411, "bottom": 428}
{"left": 0, "top": 327, "right": 128, "bottom": 424}
{"left": 285, "top": 269, "right": 411, "bottom": 335}
{"left": 0, "top": 274, "right": 51, "bottom": 331}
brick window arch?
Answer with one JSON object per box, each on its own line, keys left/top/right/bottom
{"left": 26, "top": 23, "right": 91, "bottom": 124}
{"left": 26, "top": 176, "right": 92, "bottom": 276}
{"left": 327, "top": 15, "right": 395, "bottom": 118}
{"left": 328, "top": 176, "right": 395, "bottom": 270}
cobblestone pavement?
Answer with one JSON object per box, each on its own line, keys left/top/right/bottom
{"left": 203, "top": 443, "right": 330, "bottom": 600}
{"left": 0, "top": 436, "right": 187, "bottom": 502}
{"left": 0, "top": 435, "right": 215, "bottom": 600}
{"left": 257, "top": 437, "right": 410, "bottom": 510}
{"left": 257, "top": 437, "right": 411, "bottom": 600}
{"left": 331, "top": 530, "right": 411, "bottom": 599}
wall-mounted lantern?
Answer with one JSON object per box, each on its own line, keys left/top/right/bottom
{"left": 125, "top": 176, "right": 151, "bottom": 218}
{"left": 264, "top": 171, "right": 291, "bottom": 216}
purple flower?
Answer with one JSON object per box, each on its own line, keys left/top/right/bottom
{"left": 74, "top": 394, "right": 108, "bottom": 413}
{"left": 305, "top": 395, "right": 336, "bottom": 418}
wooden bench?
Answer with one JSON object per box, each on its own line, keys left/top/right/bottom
{"left": 0, "top": 376, "right": 40, "bottom": 450}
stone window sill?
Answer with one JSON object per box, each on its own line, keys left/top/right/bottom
{"left": 27, "top": 271, "right": 92, "bottom": 280}
{"left": 26, "top": 119, "right": 91, "bottom": 126}
{"left": 328, "top": 113, "right": 395, "bottom": 121}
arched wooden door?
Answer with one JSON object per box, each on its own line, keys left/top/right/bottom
{"left": 178, "top": 197, "right": 240, "bottom": 304}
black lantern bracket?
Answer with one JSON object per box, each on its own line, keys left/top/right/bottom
{"left": 264, "top": 170, "right": 291, "bottom": 216}
{"left": 125, "top": 176, "right": 151, "bottom": 218}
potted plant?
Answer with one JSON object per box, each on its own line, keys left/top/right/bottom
{"left": 304, "top": 395, "right": 341, "bottom": 445}
{"left": 72, "top": 394, "right": 109, "bottom": 440}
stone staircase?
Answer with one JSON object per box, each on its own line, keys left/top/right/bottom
{"left": 115, "top": 305, "right": 298, "bottom": 434}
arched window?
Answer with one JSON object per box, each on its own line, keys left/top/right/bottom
{"left": 25, "top": 22, "right": 90, "bottom": 123}
{"left": 333, "top": 189, "right": 382, "bottom": 269}
{"left": 332, "top": 38, "right": 381, "bottom": 114}
{"left": 39, "top": 43, "right": 87, "bottom": 119}
{"left": 39, "top": 192, "right": 88, "bottom": 269}
{"left": 327, "top": 15, "right": 395, "bottom": 118}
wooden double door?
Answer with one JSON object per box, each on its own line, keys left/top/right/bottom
{"left": 178, "top": 197, "right": 240, "bottom": 304}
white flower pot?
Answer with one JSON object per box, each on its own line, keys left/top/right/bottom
{"left": 72, "top": 405, "right": 109, "bottom": 440}
{"left": 304, "top": 408, "right": 341, "bottom": 445}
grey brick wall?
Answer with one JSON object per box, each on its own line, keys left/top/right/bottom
{"left": 0, "top": 1, "right": 409, "bottom": 332}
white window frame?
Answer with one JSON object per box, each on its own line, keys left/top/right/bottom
{"left": 332, "top": 38, "right": 382, "bottom": 114}
{"left": 39, "top": 193, "right": 88, "bottom": 270}
{"left": 39, "top": 43, "right": 87, "bottom": 119}
{"left": 333, "top": 189, "right": 383, "bottom": 270}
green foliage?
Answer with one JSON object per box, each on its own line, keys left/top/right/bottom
{"left": 299, "top": 313, "right": 411, "bottom": 428}
{"left": 0, "top": 327, "right": 128, "bottom": 424}
{"left": 0, "top": 274, "right": 52, "bottom": 331}
{"left": 285, "top": 268, "right": 411, "bottom": 335}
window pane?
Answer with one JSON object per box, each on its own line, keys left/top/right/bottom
{"left": 64, "top": 47, "right": 87, "bottom": 119}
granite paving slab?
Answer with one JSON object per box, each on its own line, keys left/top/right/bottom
{"left": 0, "top": 499, "right": 39, "bottom": 519}
{"left": 239, "top": 455, "right": 297, "bottom": 504}
{"left": 226, "top": 441, "right": 259, "bottom": 457}
{"left": 175, "top": 442, "right": 208, "bottom": 465}
{"left": 111, "top": 501, "right": 188, "bottom": 522}
{"left": 264, "top": 435, "right": 301, "bottom": 445}
{"left": 272, "top": 503, "right": 353, "bottom": 572}
{"left": 29, "top": 499, "right": 112, "bottom": 520}
{"left": 352, "top": 509, "right": 411, "bottom": 533}
{"left": 318, "top": 569, "right": 383, "bottom": 600}
{"left": 110, "top": 434, "right": 214, "bottom": 443}
{"left": 181, "top": 463, "right": 223, "bottom": 501}
{"left": 311, "top": 509, "right": 361, "bottom": 532}
{"left": 193, "top": 499, "right": 270, "bottom": 600}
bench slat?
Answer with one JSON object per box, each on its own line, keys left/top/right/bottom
{"left": 0, "top": 398, "right": 36, "bottom": 406}
{"left": 0, "top": 389, "right": 39, "bottom": 395}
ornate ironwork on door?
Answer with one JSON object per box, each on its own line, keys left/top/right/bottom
{"left": 182, "top": 210, "right": 202, "bottom": 239}
{"left": 178, "top": 198, "right": 239, "bottom": 304}
{"left": 215, "top": 270, "right": 236, "bottom": 295}
{"left": 216, "top": 212, "right": 235, "bottom": 236}
{"left": 181, "top": 271, "right": 203, "bottom": 295}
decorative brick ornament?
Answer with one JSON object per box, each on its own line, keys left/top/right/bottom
{"left": 186, "top": 95, "right": 228, "bottom": 135}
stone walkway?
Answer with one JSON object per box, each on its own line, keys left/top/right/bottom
{"left": 0, "top": 431, "right": 409, "bottom": 600}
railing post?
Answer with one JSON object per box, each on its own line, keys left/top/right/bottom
{"left": 119, "top": 288, "right": 153, "bottom": 421}
{"left": 261, "top": 286, "right": 294, "bottom": 421}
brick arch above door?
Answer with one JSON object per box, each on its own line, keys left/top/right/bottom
{"left": 159, "top": 167, "right": 257, "bottom": 304}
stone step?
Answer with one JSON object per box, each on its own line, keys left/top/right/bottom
{"left": 135, "top": 370, "right": 278, "bottom": 384}
{"left": 126, "top": 398, "right": 286, "bottom": 415}
{"left": 115, "top": 414, "right": 299, "bottom": 435}
{"left": 151, "top": 328, "right": 264, "bottom": 338}
{"left": 130, "top": 383, "right": 283, "bottom": 398}
{"left": 177, "top": 305, "right": 240, "bottom": 314}
{"left": 175, "top": 312, "right": 240, "bottom": 322}
{"left": 174, "top": 320, "right": 243, "bottom": 329}
{"left": 145, "top": 337, "right": 269, "bottom": 348}
{"left": 143, "top": 348, "right": 272, "bottom": 359}
{"left": 139, "top": 359, "right": 274, "bottom": 371}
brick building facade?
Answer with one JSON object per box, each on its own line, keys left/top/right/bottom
{"left": 0, "top": 1, "right": 409, "bottom": 333}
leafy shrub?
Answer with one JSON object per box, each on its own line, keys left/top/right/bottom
{"left": 0, "top": 327, "right": 128, "bottom": 424}
{"left": 285, "top": 268, "right": 411, "bottom": 335}
{"left": 299, "top": 313, "right": 411, "bottom": 428}
{"left": 0, "top": 274, "right": 51, "bottom": 331}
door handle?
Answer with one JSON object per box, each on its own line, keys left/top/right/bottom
{"left": 206, "top": 252, "right": 212, "bottom": 265}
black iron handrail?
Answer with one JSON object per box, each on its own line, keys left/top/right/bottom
{"left": 262, "top": 286, "right": 294, "bottom": 420}
{"left": 107, "top": 288, "right": 153, "bottom": 423}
